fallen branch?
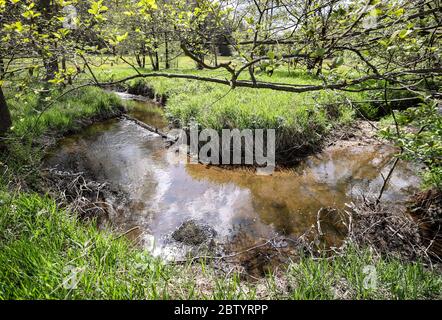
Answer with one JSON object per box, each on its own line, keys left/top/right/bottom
{"left": 121, "top": 114, "right": 178, "bottom": 142}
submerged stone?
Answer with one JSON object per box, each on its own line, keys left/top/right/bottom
{"left": 172, "top": 220, "right": 217, "bottom": 246}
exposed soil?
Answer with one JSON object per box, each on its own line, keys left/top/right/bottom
{"left": 326, "top": 120, "right": 384, "bottom": 150}
{"left": 409, "top": 189, "right": 442, "bottom": 260}
{"left": 37, "top": 105, "right": 128, "bottom": 223}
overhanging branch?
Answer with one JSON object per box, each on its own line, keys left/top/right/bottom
{"left": 95, "top": 68, "right": 442, "bottom": 93}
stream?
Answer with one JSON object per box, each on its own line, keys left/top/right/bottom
{"left": 44, "top": 93, "right": 422, "bottom": 266}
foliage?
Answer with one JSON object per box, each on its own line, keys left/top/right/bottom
{"left": 382, "top": 102, "right": 442, "bottom": 190}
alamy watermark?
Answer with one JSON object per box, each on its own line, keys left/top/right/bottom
{"left": 62, "top": 265, "right": 84, "bottom": 290}
{"left": 167, "top": 122, "right": 276, "bottom": 174}
{"left": 62, "top": 5, "right": 78, "bottom": 30}
{"left": 363, "top": 265, "right": 377, "bottom": 290}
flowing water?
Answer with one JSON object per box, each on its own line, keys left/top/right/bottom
{"left": 44, "top": 94, "right": 421, "bottom": 262}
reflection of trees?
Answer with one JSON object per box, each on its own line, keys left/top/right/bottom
{"left": 184, "top": 146, "right": 404, "bottom": 236}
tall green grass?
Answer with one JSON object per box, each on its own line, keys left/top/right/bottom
{"left": 112, "top": 69, "right": 362, "bottom": 161}
{"left": 93, "top": 58, "right": 364, "bottom": 140}
{"left": 7, "top": 86, "right": 123, "bottom": 138}
{"left": 0, "top": 192, "right": 173, "bottom": 299}
{"left": 288, "top": 247, "right": 442, "bottom": 300}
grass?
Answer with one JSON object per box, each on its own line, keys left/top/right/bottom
{"left": 287, "top": 248, "right": 442, "bottom": 300}
{"left": 91, "top": 56, "right": 368, "bottom": 162}
{"left": 0, "top": 57, "right": 441, "bottom": 300}
{"left": 0, "top": 192, "right": 173, "bottom": 299}
{"left": 162, "top": 77, "right": 356, "bottom": 161}
{"left": 6, "top": 86, "right": 122, "bottom": 138}
{"left": 1, "top": 192, "right": 441, "bottom": 299}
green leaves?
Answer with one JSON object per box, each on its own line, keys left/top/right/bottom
{"left": 137, "top": 0, "right": 157, "bottom": 13}
{"left": 393, "top": 8, "right": 405, "bottom": 17}
{"left": 390, "top": 28, "right": 413, "bottom": 43}
{"left": 329, "top": 56, "right": 344, "bottom": 70}
{"left": 22, "top": 3, "right": 41, "bottom": 20}
{"left": 311, "top": 48, "right": 326, "bottom": 58}
{"left": 398, "top": 29, "right": 413, "bottom": 39}
{"left": 245, "top": 16, "right": 255, "bottom": 25}
{"left": 116, "top": 32, "right": 128, "bottom": 43}
{"left": 88, "top": 0, "right": 108, "bottom": 21}
{"left": 385, "top": 102, "right": 442, "bottom": 190}
{"left": 4, "top": 21, "right": 24, "bottom": 33}
{"left": 108, "top": 32, "right": 129, "bottom": 47}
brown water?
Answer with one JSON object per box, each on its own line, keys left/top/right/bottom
{"left": 45, "top": 96, "right": 421, "bottom": 260}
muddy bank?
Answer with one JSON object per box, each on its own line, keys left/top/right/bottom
{"left": 104, "top": 81, "right": 167, "bottom": 106}
{"left": 37, "top": 104, "right": 125, "bottom": 155}
{"left": 37, "top": 105, "right": 127, "bottom": 223}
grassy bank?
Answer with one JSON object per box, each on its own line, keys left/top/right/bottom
{"left": 1, "top": 87, "right": 123, "bottom": 186}
{"left": 94, "top": 56, "right": 441, "bottom": 183}
{"left": 93, "top": 57, "right": 370, "bottom": 162}
{"left": 1, "top": 192, "right": 441, "bottom": 299}
{"left": 7, "top": 87, "right": 122, "bottom": 138}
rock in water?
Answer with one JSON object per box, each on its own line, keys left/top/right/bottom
{"left": 172, "top": 220, "right": 217, "bottom": 246}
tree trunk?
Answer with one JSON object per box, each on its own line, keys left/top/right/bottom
{"left": 0, "top": 87, "right": 12, "bottom": 136}
{"left": 0, "top": 57, "right": 4, "bottom": 75}
{"left": 154, "top": 47, "right": 159, "bottom": 71}
{"left": 43, "top": 56, "right": 59, "bottom": 81}
{"left": 141, "top": 43, "right": 146, "bottom": 68}
{"left": 164, "top": 32, "right": 170, "bottom": 69}
{"left": 316, "top": 58, "right": 323, "bottom": 76}
{"left": 213, "top": 42, "right": 218, "bottom": 66}
{"left": 149, "top": 50, "right": 159, "bottom": 71}
{"left": 135, "top": 53, "right": 142, "bottom": 68}
{"left": 306, "top": 58, "right": 316, "bottom": 73}
{"left": 38, "top": 0, "right": 59, "bottom": 81}
{"left": 196, "top": 54, "right": 205, "bottom": 70}
{"left": 61, "top": 56, "right": 72, "bottom": 85}
{"left": 148, "top": 52, "right": 155, "bottom": 70}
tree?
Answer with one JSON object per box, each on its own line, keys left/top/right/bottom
{"left": 1, "top": 0, "right": 441, "bottom": 137}
{"left": 0, "top": 87, "right": 11, "bottom": 135}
